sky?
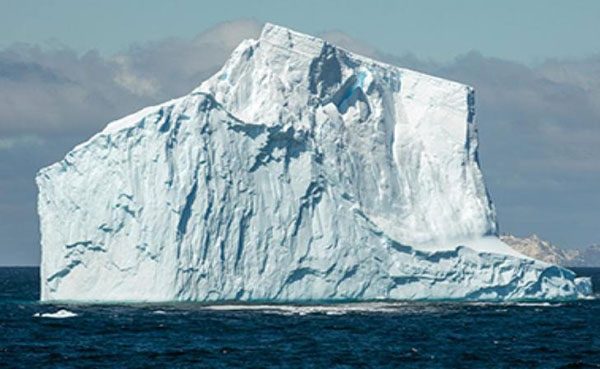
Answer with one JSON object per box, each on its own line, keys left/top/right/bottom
{"left": 2, "top": 0, "right": 600, "bottom": 62}
{"left": 0, "top": 0, "right": 599, "bottom": 265}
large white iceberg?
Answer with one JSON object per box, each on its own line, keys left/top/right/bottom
{"left": 37, "top": 24, "right": 592, "bottom": 302}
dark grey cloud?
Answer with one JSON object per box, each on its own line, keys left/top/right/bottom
{"left": 0, "top": 19, "right": 598, "bottom": 264}
{"left": 0, "top": 19, "right": 262, "bottom": 137}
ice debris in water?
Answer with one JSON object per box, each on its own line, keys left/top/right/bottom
{"left": 34, "top": 309, "right": 78, "bottom": 319}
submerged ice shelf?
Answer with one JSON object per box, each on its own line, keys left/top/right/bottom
{"left": 37, "top": 23, "right": 592, "bottom": 302}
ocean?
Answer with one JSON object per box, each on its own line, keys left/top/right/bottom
{"left": 0, "top": 267, "right": 598, "bottom": 368}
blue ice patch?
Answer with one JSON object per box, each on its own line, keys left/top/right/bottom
{"left": 338, "top": 71, "right": 367, "bottom": 108}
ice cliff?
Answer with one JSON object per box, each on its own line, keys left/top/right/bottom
{"left": 37, "top": 24, "right": 592, "bottom": 302}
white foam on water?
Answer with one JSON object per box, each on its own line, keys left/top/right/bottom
{"left": 512, "top": 302, "right": 564, "bottom": 307}
{"left": 467, "top": 301, "right": 565, "bottom": 308}
{"left": 203, "top": 302, "right": 413, "bottom": 315}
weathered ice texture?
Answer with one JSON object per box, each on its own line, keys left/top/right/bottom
{"left": 37, "top": 24, "right": 592, "bottom": 302}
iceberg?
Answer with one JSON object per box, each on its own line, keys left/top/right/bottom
{"left": 37, "top": 23, "right": 592, "bottom": 302}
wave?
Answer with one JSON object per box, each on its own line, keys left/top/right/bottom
{"left": 203, "top": 302, "right": 425, "bottom": 315}
{"left": 199, "top": 300, "right": 577, "bottom": 315}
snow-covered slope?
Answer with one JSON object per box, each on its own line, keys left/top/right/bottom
{"left": 37, "top": 23, "right": 592, "bottom": 302}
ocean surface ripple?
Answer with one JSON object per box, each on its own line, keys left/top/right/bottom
{"left": 1, "top": 267, "right": 599, "bottom": 368}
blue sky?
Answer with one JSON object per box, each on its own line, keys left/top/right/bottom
{"left": 0, "top": 1, "right": 599, "bottom": 265}
{"left": 2, "top": 0, "right": 600, "bottom": 62}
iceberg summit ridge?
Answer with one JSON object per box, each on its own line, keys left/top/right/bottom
{"left": 37, "top": 23, "right": 592, "bottom": 302}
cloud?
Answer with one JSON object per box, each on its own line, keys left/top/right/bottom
{"left": 0, "top": 19, "right": 599, "bottom": 265}
{"left": 0, "top": 46, "right": 139, "bottom": 138}
{"left": 195, "top": 19, "right": 263, "bottom": 50}
{"left": 112, "top": 19, "right": 263, "bottom": 100}
{"left": 0, "top": 134, "right": 43, "bottom": 150}
{"left": 0, "top": 19, "right": 264, "bottom": 139}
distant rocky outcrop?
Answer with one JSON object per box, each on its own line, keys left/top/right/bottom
{"left": 501, "top": 234, "right": 600, "bottom": 267}
{"left": 575, "top": 244, "right": 600, "bottom": 267}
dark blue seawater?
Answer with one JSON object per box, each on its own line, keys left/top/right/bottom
{"left": 0, "top": 267, "right": 599, "bottom": 368}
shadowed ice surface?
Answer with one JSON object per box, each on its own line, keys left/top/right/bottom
{"left": 1, "top": 267, "right": 599, "bottom": 368}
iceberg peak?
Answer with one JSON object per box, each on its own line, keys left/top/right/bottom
{"left": 259, "top": 22, "right": 326, "bottom": 51}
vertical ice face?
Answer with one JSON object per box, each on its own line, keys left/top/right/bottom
{"left": 197, "top": 24, "right": 497, "bottom": 248}
{"left": 37, "top": 24, "right": 591, "bottom": 302}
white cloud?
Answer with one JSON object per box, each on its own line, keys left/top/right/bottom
{"left": 0, "top": 134, "right": 43, "bottom": 150}
{"left": 112, "top": 56, "right": 160, "bottom": 97}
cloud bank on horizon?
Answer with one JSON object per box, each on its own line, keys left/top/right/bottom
{"left": 0, "top": 19, "right": 598, "bottom": 265}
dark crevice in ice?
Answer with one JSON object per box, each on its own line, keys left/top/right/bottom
{"left": 176, "top": 181, "right": 198, "bottom": 247}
